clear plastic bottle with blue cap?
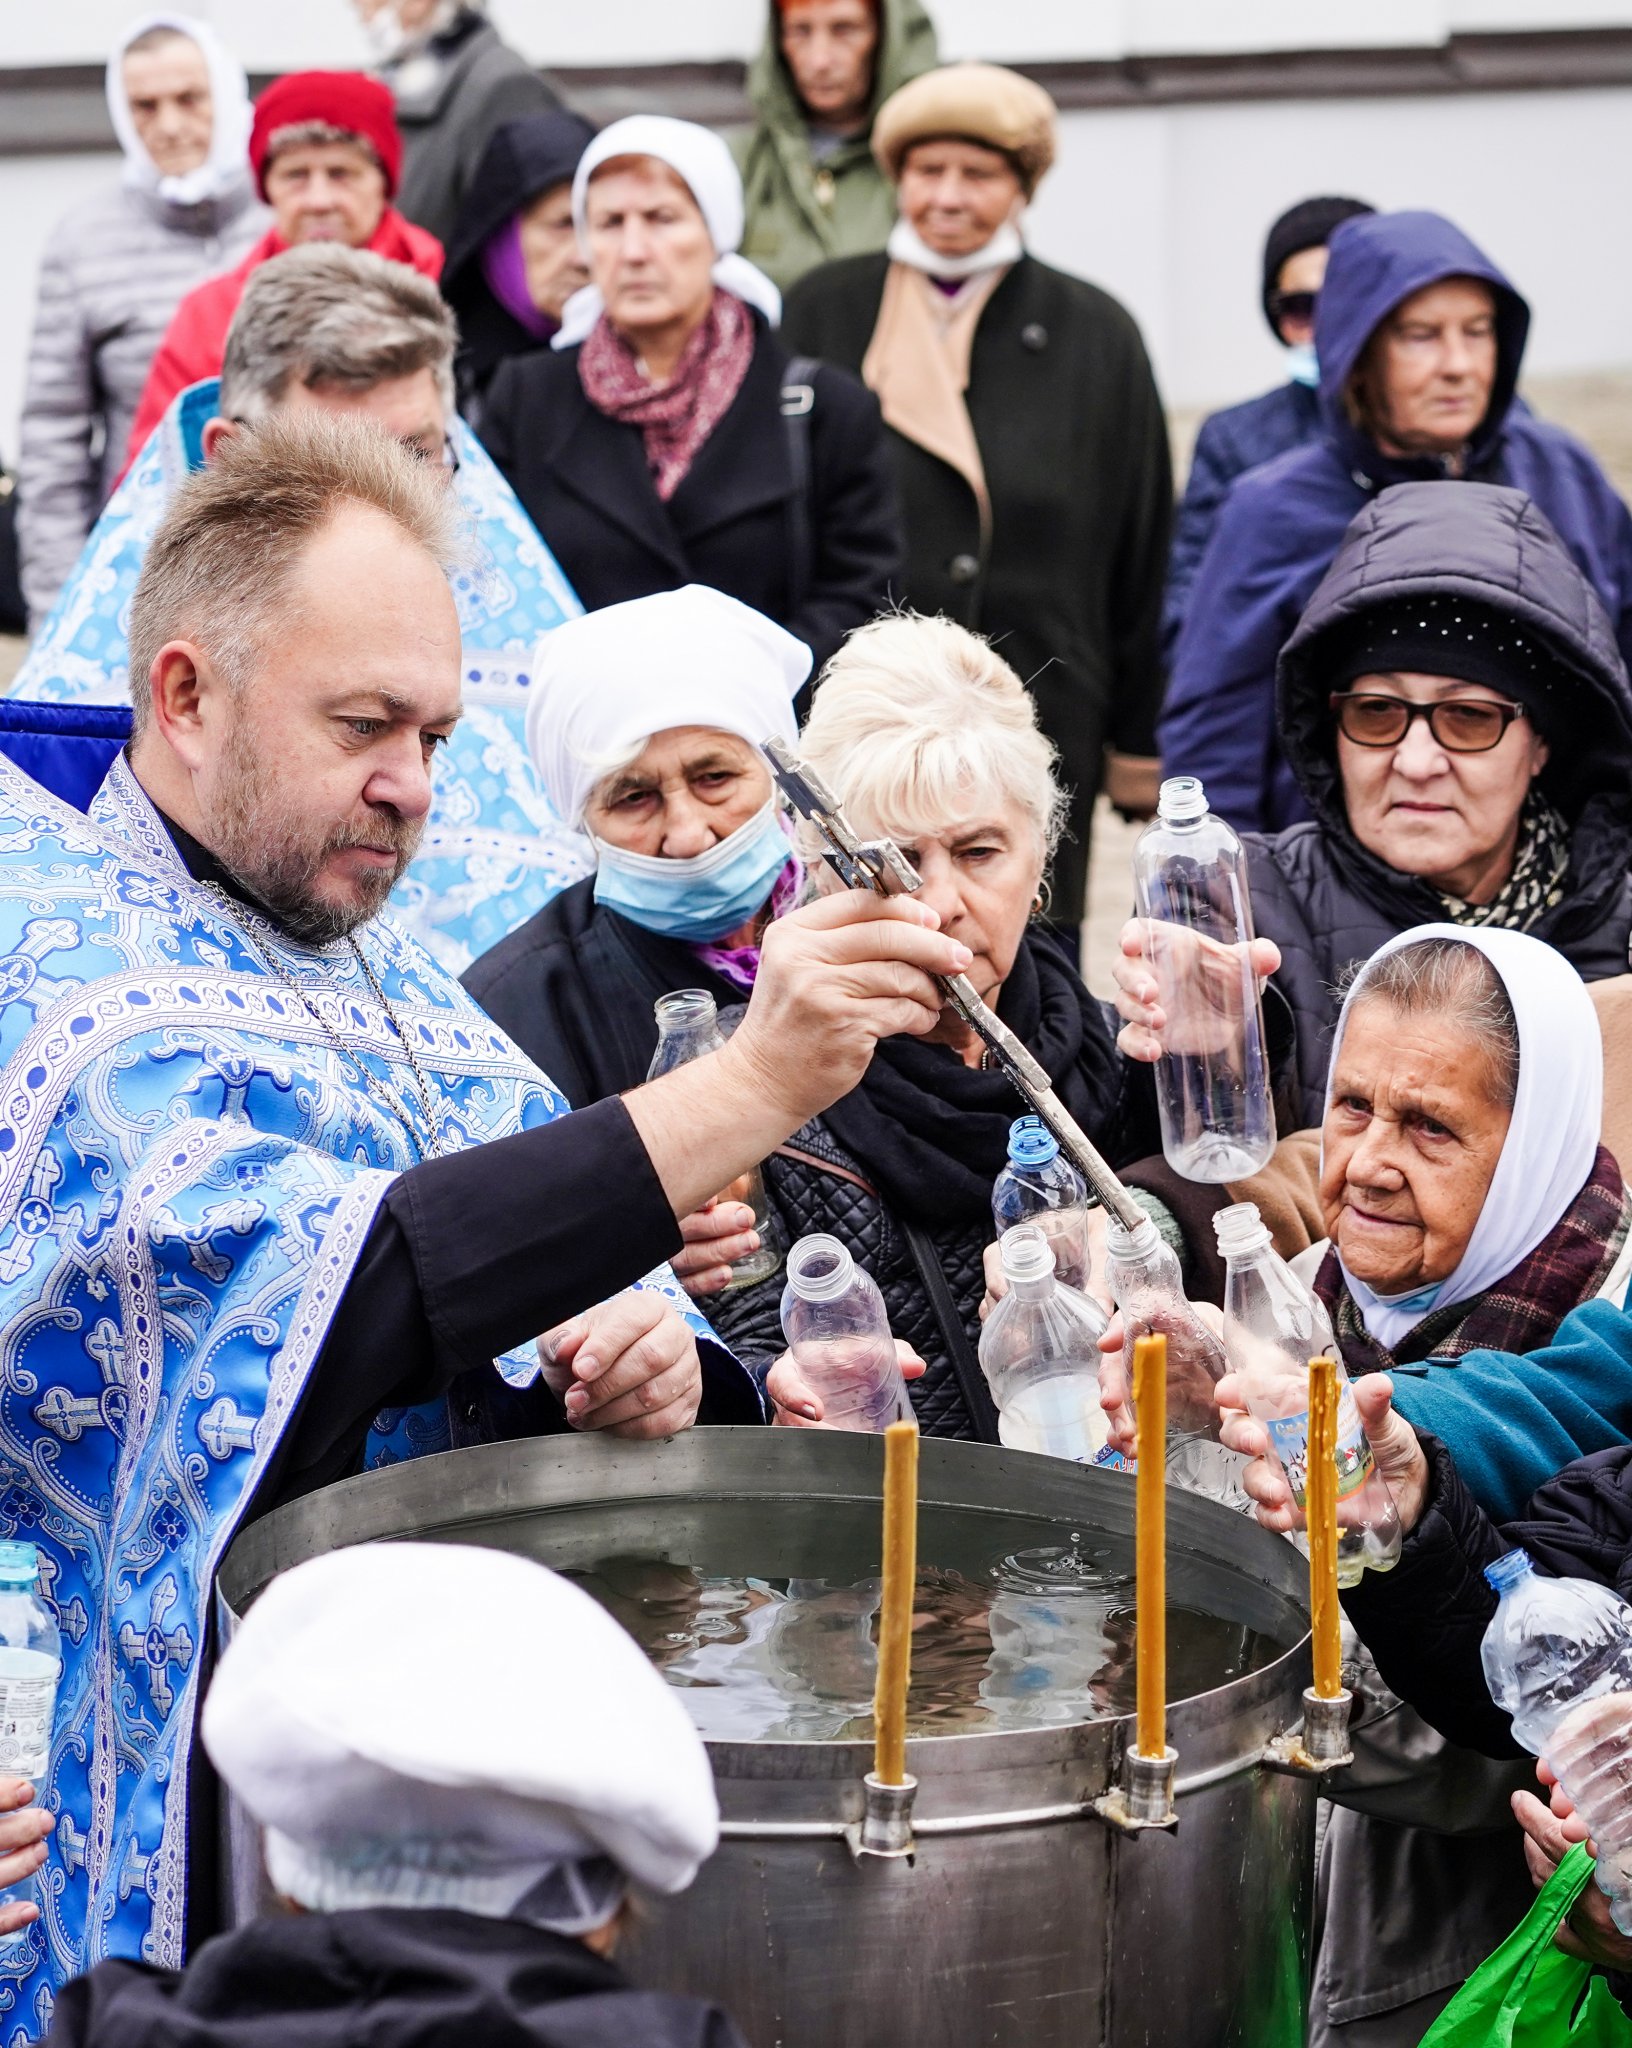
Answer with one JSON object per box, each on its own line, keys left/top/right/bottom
{"left": 1131, "top": 776, "right": 1276, "bottom": 1182}
{"left": 992, "top": 1116, "right": 1093, "bottom": 1295}
{"left": 0, "top": 1543, "right": 60, "bottom": 1944}
{"left": 1481, "top": 1550, "right": 1632, "bottom": 1929}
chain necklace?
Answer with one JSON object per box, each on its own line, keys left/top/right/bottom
{"left": 202, "top": 887, "right": 447, "bottom": 1162}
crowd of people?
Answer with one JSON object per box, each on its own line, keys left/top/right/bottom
{"left": 2, "top": 3, "right": 1632, "bottom": 2044}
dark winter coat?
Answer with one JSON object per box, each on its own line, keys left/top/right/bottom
{"left": 443, "top": 110, "right": 597, "bottom": 424}
{"left": 1243, "top": 479, "right": 1632, "bottom": 1125}
{"left": 1162, "top": 378, "right": 1319, "bottom": 663}
{"left": 43, "top": 1907, "right": 748, "bottom": 2048}
{"left": 463, "top": 881, "right": 1122, "bottom": 1439}
{"left": 479, "top": 319, "right": 901, "bottom": 678}
{"left": 388, "top": 11, "right": 565, "bottom": 250}
{"left": 782, "top": 251, "right": 1172, "bottom": 927}
{"left": 1159, "top": 210, "right": 1632, "bottom": 832}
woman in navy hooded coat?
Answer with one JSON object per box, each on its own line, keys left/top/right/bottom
{"left": 1158, "top": 210, "right": 1632, "bottom": 833}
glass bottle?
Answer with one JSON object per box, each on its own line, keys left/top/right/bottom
{"left": 779, "top": 1234, "right": 909, "bottom": 1433}
{"left": 647, "top": 990, "right": 782, "bottom": 1287}
{"left": 1214, "top": 1202, "right": 1401, "bottom": 1582}
{"left": 977, "top": 1223, "right": 1116, "bottom": 1464}
{"left": 992, "top": 1116, "right": 1093, "bottom": 1295}
{"left": 1131, "top": 776, "right": 1276, "bottom": 1182}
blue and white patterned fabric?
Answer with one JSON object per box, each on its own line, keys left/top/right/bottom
{"left": 8, "top": 381, "right": 593, "bottom": 974}
{"left": 0, "top": 752, "right": 730, "bottom": 2041}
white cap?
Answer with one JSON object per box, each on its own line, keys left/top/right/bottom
{"left": 203, "top": 1543, "right": 719, "bottom": 1930}
{"left": 526, "top": 585, "right": 810, "bottom": 829}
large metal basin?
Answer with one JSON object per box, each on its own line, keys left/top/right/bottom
{"left": 218, "top": 1428, "right": 1317, "bottom": 2048}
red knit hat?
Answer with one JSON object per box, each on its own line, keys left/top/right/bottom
{"left": 250, "top": 71, "right": 402, "bottom": 199}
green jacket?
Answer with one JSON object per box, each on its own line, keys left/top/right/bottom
{"left": 731, "top": 0, "right": 938, "bottom": 295}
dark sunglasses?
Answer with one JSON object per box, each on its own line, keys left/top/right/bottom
{"left": 1329, "top": 690, "right": 1530, "bottom": 754}
{"left": 1269, "top": 289, "right": 1318, "bottom": 326}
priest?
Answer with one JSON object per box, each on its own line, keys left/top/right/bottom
{"left": 0, "top": 411, "right": 967, "bottom": 2034}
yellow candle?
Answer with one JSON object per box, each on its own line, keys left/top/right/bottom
{"left": 1134, "top": 1333, "right": 1167, "bottom": 1760}
{"left": 1307, "top": 1355, "right": 1343, "bottom": 1700}
{"left": 873, "top": 1418, "right": 919, "bottom": 1786}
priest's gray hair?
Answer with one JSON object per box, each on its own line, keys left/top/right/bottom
{"left": 127, "top": 411, "right": 464, "bottom": 732}
{"left": 798, "top": 612, "right": 1065, "bottom": 862}
{"left": 221, "top": 245, "right": 457, "bottom": 424}
{"left": 1339, "top": 937, "right": 1521, "bottom": 1109}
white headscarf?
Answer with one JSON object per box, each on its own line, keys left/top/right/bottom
{"left": 553, "top": 114, "right": 782, "bottom": 350}
{"left": 203, "top": 1543, "right": 719, "bottom": 1931}
{"left": 1327, "top": 923, "right": 1603, "bottom": 1351}
{"left": 525, "top": 585, "right": 809, "bottom": 828}
{"left": 107, "top": 12, "right": 254, "bottom": 209}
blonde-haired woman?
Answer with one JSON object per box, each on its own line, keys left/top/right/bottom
{"left": 466, "top": 598, "right": 1125, "bottom": 1440}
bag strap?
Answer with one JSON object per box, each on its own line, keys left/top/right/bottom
{"left": 900, "top": 1217, "right": 1002, "bottom": 1444}
{"left": 780, "top": 356, "right": 818, "bottom": 624}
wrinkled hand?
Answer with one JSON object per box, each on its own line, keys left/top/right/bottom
{"left": 671, "top": 1199, "right": 762, "bottom": 1298}
{"left": 538, "top": 1291, "right": 703, "bottom": 1439}
{"left": 1513, "top": 1785, "right": 1632, "bottom": 1968}
{"left": 1216, "top": 1371, "right": 1430, "bottom": 1536}
{"left": 767, "top": 1342, "right": 926, "bottom": 1427}
{"left": 727, "top": 891, "right": 970, "bottom": 1132}
{"left": 0, "top": 1781, "right": 52, "bottom": 1935}
{"left": 1113, "top": 918, "right": 1280, "bottom": 1064}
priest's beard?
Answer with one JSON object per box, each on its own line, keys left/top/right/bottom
{"left": 208, "top": 719, "right": 424, "bottom": 944}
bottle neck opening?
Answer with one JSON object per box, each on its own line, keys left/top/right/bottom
{"left": 999, "top": 1222, "right": 1056, "bottom": 1291}
{"left": 1106, "top": 1213, "right": 1159, "bottom": 1259}
{"left": 1156, "top": 776, "right": 1208, "bottom": 825}
{"left": 785, "top": 1234, "right": 857, "bottom": 1303}
{"left": 1006, "top": 1115, "right": 1060, "bottom": 1169}
{"left": 654, "top": 990, "right": 718, "bottom": 1034}
{"left": 1213, "top": 1200, "right": 1272, "bottom": 1260}
{"left": 1484, "top": 1548, "right": 1534, "bottom": 1596}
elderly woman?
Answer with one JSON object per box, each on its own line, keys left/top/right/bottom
{"left": 1118, "top": 478, "right": 1632, "bottom": 1165}
{"left": 465, "top": 596, "right": 1124, "bottom": 1438}
{"left": 442, "top": 108, "right": 595, "bottom": 425}
{"left": 478, "top": 114, "right": 899, "bottom": 674}
{"left": 1212, "top": 925, "right": 1631, "bottom": 2048}
{"left": 782, "top": 61, "right": 1172, "bottom": 940}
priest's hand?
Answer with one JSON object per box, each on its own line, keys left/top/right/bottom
{"left": 0, "top": 1780, "right": 52, "bottom": 1935}
{"left": 538, "top": 1292, "right": 702, "bottom": 1439}
{"left": 767, "top": 1342, "right": 926, "bottom": 1426}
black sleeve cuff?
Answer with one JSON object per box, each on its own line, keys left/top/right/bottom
{"left": 392, "top": 1096, "right": 684, "bottom": 1372}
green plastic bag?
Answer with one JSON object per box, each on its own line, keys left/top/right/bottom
{"left": 1420, "top": 1843, "right": 1632, "bottom": 2046}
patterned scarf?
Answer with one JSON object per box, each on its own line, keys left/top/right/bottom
{"left": 690, "top": 852, "right": 800, "bottom": 993}
{"left": 1436, "top": 790, "right": 1570, "bottom": 931}
{"left": 1314, "top": 1144, "right": 1631, "bottom": 1373}
{"left": 577, "top": 287, "right": 755, "bottom": 500}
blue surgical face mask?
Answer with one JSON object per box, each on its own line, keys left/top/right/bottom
{"left": 1286, "top": 340, "right": 1320, "bottom": 389}
{"left": 592, "top": 798, "right": 793, "bottom": 942}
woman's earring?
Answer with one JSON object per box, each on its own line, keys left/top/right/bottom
{"left": 1031, "top": 895, "right": 1044, "bottom": 916}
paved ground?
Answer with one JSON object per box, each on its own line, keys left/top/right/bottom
{"left": 5, "top": 365, "right": 1630, "bottom": 998}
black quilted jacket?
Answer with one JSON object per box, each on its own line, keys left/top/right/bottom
{"left": 706, "top": 1118, "right": 993, "bottom": 1439}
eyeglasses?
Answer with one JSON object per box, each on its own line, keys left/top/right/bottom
{"left": 1269, "top": 289, "right": 1318, "bottom": 327}
{"left": 1328, "top": 691, "right": 1529, "bottom": 753}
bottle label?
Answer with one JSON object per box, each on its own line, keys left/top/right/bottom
{"left": 1091, "top": 1444, "right": 1132, "bottom": 1472}
{"left": 0, "top": 1674, "right": 55, "bottom": 1776}
{"left": 1264, "top": 1385, "right": 1375, "bottom": 1508}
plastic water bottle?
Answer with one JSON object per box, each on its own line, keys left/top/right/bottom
{"left": 1104, "top": 1210, "right": 1246, "bottom": 1503}
{"left": 779, "top": 1235, "right": 910, "bottom": 1432}
{"left": 978, "top": 1223, "right": 1116, "bottom": 1465}
{"left": 992, "top": 1117, "right": 1093, "bottom": 1295}
{"left": 1481, "top": 1551, "right": 1632, "bottom": 1931}
{"left": 647, "top": 990, "right": 782, "bottom": 1287}
{"left": 1131, "top": 776, "right": 1276, "bottom": 1182}
{"left": 0, "top": 1544, "right": 60, "bottom": 1946}
{"left": 1214, "top": 1203, "right": 1400, "bottom": 1582}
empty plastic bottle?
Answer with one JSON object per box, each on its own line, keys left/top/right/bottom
{"left": 978, "top": 1224, "right": 1116, "bottom": 1464}
{"left": 0, "top": 1543, "right": 60, "bottom": 1947}
{"left": 780, "top": 1235, "right": 910, "bottom": 1432}
{"left": 1215, "top": 1202, "right": 1400, "bottom": 1582}
{"left": 1481, "top": 1551, "right": 1632, "bottom": 1932}
{"left": 992, "top": 1117, "right": 1093, "bottom": 1295}
{"left": 647, "top": 990, "right": 782, "bottom": 1287}
{"left": 1104, "top": 1210, "right": 1246, "bottom": 1502}
{"left": 1131, "top": 777, "right": 1276, "bottom": 1182}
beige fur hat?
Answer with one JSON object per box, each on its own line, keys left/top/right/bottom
{"left": 872, "top": 62, "right": 1058, "bottom": 196}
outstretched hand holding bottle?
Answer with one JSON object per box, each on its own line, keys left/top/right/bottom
{"left": 1216, "top": 1370, "right": 1431, "bottom": 1537}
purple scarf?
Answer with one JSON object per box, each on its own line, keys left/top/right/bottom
{"left": 480, "top": 216, "right": 557, "bottom": 341}
{"left": 691, "top": 856, "right": 800, "bottom": 993}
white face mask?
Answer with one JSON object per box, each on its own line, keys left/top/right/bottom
{"left": 1286, "top": 340, "right": 1320, "bottom": 389}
